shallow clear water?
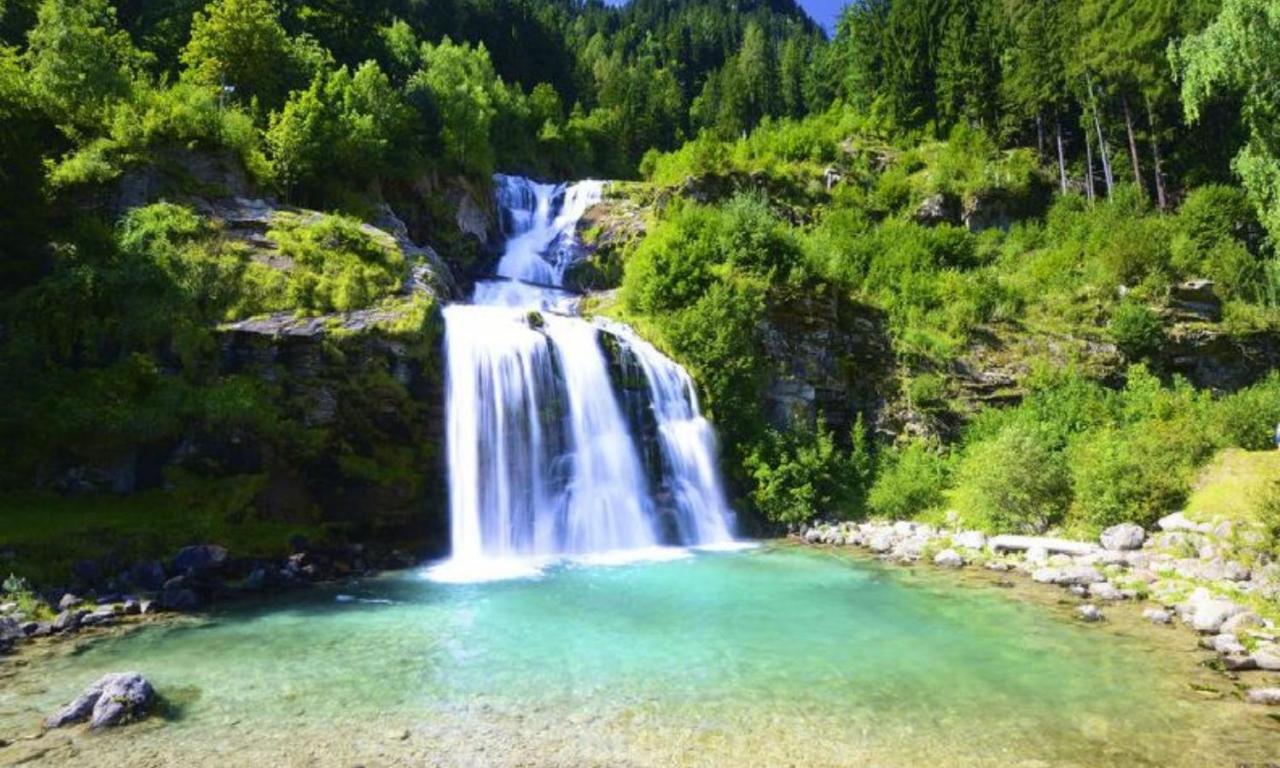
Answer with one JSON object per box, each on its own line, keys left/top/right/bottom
{"left": 2, "top": 547, "right": 1276, "bottom": 767}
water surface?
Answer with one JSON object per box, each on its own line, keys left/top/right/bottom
{"left": 2, "top": 547, "right": 1275, "bottom": 767}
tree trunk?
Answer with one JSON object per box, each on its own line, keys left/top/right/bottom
{"left": 1087, "top": 77, "right": 1114, "bottom": 198}
{"left": 1055, "top": 116, "right": 1068, "bottom": 195}
{"left": 1084, "top": 128, "right": 1096, "bottom": 202}
{"left": 1121, "top": 94, "right": 1143, "bottom": 189}
{"left": 1146, "top": 97, "right": 1168, "bottom": 210}
{"left": 1036, "top": 112, "right": 1046, "bottom": 161}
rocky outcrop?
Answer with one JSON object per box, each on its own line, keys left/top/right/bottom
{"left": 759, "top": 283, "right": 893, "bottom": 438}
{"left": 1161, "top": 324, "right": 1280, "bottom": 392}
{"left": 45, "top": 673, "right": 155, "bottom": 730}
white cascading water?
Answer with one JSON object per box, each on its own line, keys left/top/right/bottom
{"left": 430, "top": 175, "right": 737, "bottom": 581}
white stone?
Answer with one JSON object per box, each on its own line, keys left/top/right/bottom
{"left": 1157, "top": 512, "right": 1211, "bottom": 534}
{"left": 1100, "top": 523, "right": 1146, "bottom": 551}
{"left": 1188, "top": 599, "right": 1245, "bottom": 634}
{"left": 1143, "top": 608, "right": 1173, "bottom": 625}
{"left": 1245, "top": 688, "right": 1280, "bottom": 705}
{"left": 933, "top": 549, "right": 964, "bottom": 568}
{"left": 1077, "top": 604, "right": 1104, "bottom": 622}
{"left": 953, "top": 531, "right": 986, "bottom": 550}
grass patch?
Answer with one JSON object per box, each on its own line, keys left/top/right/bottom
{"left": 1184, "top": 449, "right": 1280, "bottom": 523}
{"left": 0, "top": 475, "right": 324, "bottom": 587}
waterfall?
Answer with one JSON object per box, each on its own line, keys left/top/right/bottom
{"left": 431, "top": 175, "right": 737, "bottom": 582}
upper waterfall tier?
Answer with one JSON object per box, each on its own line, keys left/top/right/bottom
{"left": 433, "top": 174, "right": 737, "bottom": 581}
{"left": 473, "top": 175, "right": 604, "bottom": 309}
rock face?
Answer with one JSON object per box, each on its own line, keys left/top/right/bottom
{"left": 1100, "top": 523, "right": 1146, "bottom": 551}
{"left": 45, "top": 673, "right": 155, "bottom": 730}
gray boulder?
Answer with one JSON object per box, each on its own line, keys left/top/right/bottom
{"left": 1077, "top": 604, "right": 1104, "bottom": 622}
{"left": 45, "top": 672, "right": 155, "bottom": 730}
{"left": 1032, "top": 566, "right": 1105, "bottom": 586}
{"left": 1142, "top": 608, "right": 1173, "bottom": 625}
{"left": 1100, "top": 523, "right": 1145, "bottom": 551}
{"left": 952, "top": 531, "right": 986, "bottom": 550}
{"left": 171, "top": 545, "right": 228, "bottom": 575}
{"left": 933, "top": 549, "right": 964, "bottom": 568}
{"left": 52, "top": 609, "right": 87, "bottom": 633}
{"left": 57, "top": 594, "right": 83, "bottom": 611}
{"left": 1088, "top": 582, "right": 1124, "bottom": 601}
{"left": 1188, "top": 599, "right": 1245, "bottom": 634}
{"left": 1246, "top": 688, "right": 1280, "bottom": 706}
{"left": 1252, "top": 646, "right": 1280, "bottom": 671}
{"left": 1209, "top": 633, "right": 1247, "bottom": 656}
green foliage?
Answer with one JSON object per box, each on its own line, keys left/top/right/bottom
{"left": 1108, "top": 300, "right": 1164, "bottom": 360}
{"left": 953, "top": 423, "right": 1070, "bottom": 533}
{"left": 745, "top": 419, "right": 845, "bottom": 525}
{"left": 179, "top": 0, "right": 313, "bottom": 110}
{"left": 407, "top": 37, "right": 500, "bottom": 176}
{"left": 25, "top": 0, "right": 149, "bottom": 130}
{"left": 1176, "top": 0, "right": 1280, "bottom": 241}
{"left": 265, "top": 213, "right": 406, "bottom": 313}
{"left": 867, "top": 440, "right": 952, "bottom": 520}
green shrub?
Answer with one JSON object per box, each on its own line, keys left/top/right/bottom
{"left": 266, "top": 214, "right": 405, "bottom": 313}
{"left": 1211, "top": 373, "right": 1280, "bottom": 450}
{"left": 745, "top": 419, "right": 857, "bottom": 525}
{"left": 867, "top": 440, "right": 952, "bottom": 520}
{"left": 952, "top": 423, "right": 1070, "bottom": 533}
{"left": 1108, "top": 300, "right": 1164, "bottom": 360}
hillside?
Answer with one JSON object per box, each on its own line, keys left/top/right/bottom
{"left": 0, "top": 0, "right": 1279, "bottom": 588}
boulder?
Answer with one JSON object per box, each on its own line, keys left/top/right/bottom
{"left": 933, "top": 549, "right": 965, "bottom": 568}
{"left": 1077, "top": 604, "right": 1104, "bottom": 622}
{"left": 1221, "top": 612, "right": 1264, "bottom": 635}
{"left": 1209, "top": 633, "right": 1247, "bottom": 656}
{"left": 1100, "top": 523, "right": 1145, "bottom": 551}
{"left": 1032, "top": 566, "right": 1105, "bottom": 586}
{"left": 868, "top": 531, "right": 896, "bottom": 553}
{"left": 1245, "top": 688, "right": 1280, "bottom": 706}
{"left": 990, "top": 535, "right": 1095, "bottom": 556}
{"left": 1088, "top": 582, "right": 1124, "bottom": 601}
{"left": 1142, "top": 608, "right": 1173, "bottom": 625}
{"left": 57, "top": 594, "right": 83, "bottom": 611}
{"left": 952, "top": 531, "right": 987, "bottom": 550}
{"left": 171, "top": 545, "right": 228, "bottom": 575}
{"left": 1157, "top": 512, "right": 1211, "bottom": 534}
{"left": 1188, "top": 599, "right": 1245, "bottom": 634}
{"left": 1252, "top": 646, "right": 1280, "bottom": 671}
{"left": 52, "top": 609, "right": 87, "bottom": 633}
{"left": 44, "top": 672, "right": 154, "bottom": 730}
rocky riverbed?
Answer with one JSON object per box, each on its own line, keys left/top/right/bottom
{"left": 796, "top": 514, "right": 1280, "bottom": 707}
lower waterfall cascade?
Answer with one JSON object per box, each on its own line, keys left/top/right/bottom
{"left": 431, "top": 175, "right": 739, "bottom": 581}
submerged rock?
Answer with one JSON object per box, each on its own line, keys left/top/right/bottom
{"left": 1142, "top": 608, "right": 1173, "bottom": 625}
{"left": 45, "top": 673, "right": 155, "bottom": 730}
{"left": 1077, "top": 604, "right": 1104, "bottom": 622}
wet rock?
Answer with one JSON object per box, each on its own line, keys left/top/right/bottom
{"left": 171, "top": 545, "right": 228, "bottom": 575}
{"left": 1088, "top": 582, "right": 1124, "bottom": 601}
{"left": 1032, "top": 566, "right": 1104, "bottom": 586}
{"left": 933, "top": 549, "right": 964, "bottom": 568}
{"left": 1100, "top": 523, "right": 1145, "bottom": 551}
{"left": 803, "top": 527, "right": 822, "bottom": 544}
{"left": 1209, "top": 633, "right": 1247, "bottom": 656}
{"left": 1143, "top": 608, "right": 1173, "bottom": 625}
{"left": 1077, "top": 604, "right": 1104, "bottom": 622}
{"left": 123, "top": 599, "right": 141, "bottom": 616}
{"left": 1245, "top": 688, "right": 1280, "bottom": 706}
{"left": 80, "top": 606, "right": 118, "bottom": 627}
{"left": 44, "top": 672, "right": 154, "bottom": 730}
{"left": 52, "top": 609, "right": 87, "bottom": 633}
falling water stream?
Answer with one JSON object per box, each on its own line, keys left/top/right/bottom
{"left": 431, "top": 175, "right": 738, "bottom": 581}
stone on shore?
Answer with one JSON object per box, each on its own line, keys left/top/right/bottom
{"left": 1187, "top": 598, "right": 1245, "bottom": 634}
{"left": 990, "top": 535, "right": 1095, "bottom": 556}
{"left": 933, "top": 549, "right": 964, "bottom": 568}
{"left": 44, "top": 673, "right": 155, "bottom": 730}
{"left": 1143, "top": 608, "right": 1173, "bottom": 625}
{"left": 1100, "top": 523, "right": 1145, "bottom": 551}
{"left": 952, "top": 531, "right": 986, "bottom": 550}
{"left": 1158, "top": 512, "right": 1211, "bottom": 534}
{"left": 1077, "top": 604, "right": 1104, "bottom": 622}
{"left": 171, "top": 544, "right": 228, "bottom": 575}
{"left": 1032, "top": 566, "right": 1104, "bottom": 586}
{"left": 1246, "top": 688, "right": 1280, "bottom": 706}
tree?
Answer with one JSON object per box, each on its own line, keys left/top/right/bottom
{"left": 736, "top": 21, "right": 777, "bottom": 131}
{"left": 1176, "top": 0, "right": 1280, "bottom": 240}
{"left": 25, "top": 0, "right": 148, "bottom": 129}
{"left": 1002, "top": 0, "right": 1072, "bottom": 192}
{"left": 408, "top": 37, "right": 500, "bottom": 176}
{"left": 180, "top": 0, "right": 303, "bottom": 110}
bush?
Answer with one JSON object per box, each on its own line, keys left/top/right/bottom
{"left": 867, "top": 440, "right": 952, "bottom": 520}
{"left": 1211, "top": 373, "right": 1280, "bottom": 450}
{"left": 1108, "top": 300, "right": 1164, "bottom": 360}
{"left": 745, "top": 419, "right": 851, "bottom": 525}
{"left": 952, "top": 424, "right": 1070, "bottom": 533}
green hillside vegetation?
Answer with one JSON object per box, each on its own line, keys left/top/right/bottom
{"left": 1, "top": 0, "right": 1280, "bottom": 581}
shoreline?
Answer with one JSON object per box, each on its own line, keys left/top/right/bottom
{"left": 792, "top": 516, "right": 1280, "bottom": 707}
